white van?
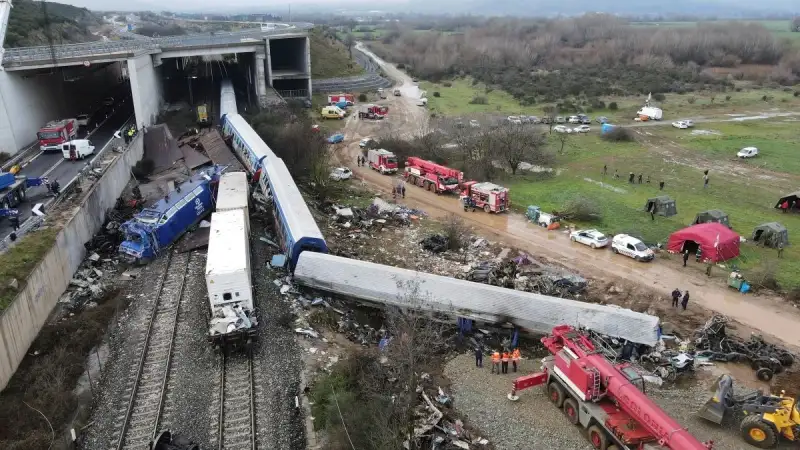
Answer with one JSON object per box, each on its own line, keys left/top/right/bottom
{"left": 61, "top": 139, "right": 95, "bottom": 160}
{"left": 611, "top": 234, "right": 654, "bottom": 262}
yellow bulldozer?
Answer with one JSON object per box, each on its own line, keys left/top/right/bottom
{"left": 699, "top": 374, "right": 800, "bottom": 448}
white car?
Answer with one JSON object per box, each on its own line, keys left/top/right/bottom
{"left": 469, "top": 119, "right": 480, "bottom": 128}
{"left": 574, "top": 125, "right": 591, "bottom": 133}
{"left": 553, "top": 125, "right": 572, "bottom": 133}
{"left": 76, "top": 114, "right": 90, "bottom": 127}
{"left": 672, "top": 121, "right": 688, "bottom": 129}
{"left": 570, "top": 229, "right": 609, "bottom": 249}
{"left": 417, "top": 98, "right": 428, "bottom": 107}
{"left": 568, "top": 115, "right": 581, "bottom": 124}
{"left": 737, "top": 147, "right": 759, "bottom": 158}
{"left": 611, "top": 234, "right": 654, "bottom": 262}
{"left": 330, "top": 167, "right": 353, "bottom": 181}
{"left": 507, "top": 116, "right": 522, "bottom": 125}
{"left": 683, "top": 119, "right": 695, "bottom": 127}
{"left": 359, "top": 137, "right": 375, "bottom": 148}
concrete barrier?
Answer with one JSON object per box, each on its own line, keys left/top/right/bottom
{"left": 0, "top": 134, "right": 144, "bottom": 391}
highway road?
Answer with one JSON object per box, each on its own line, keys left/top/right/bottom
{"left": 1, "top": 102, "right": 133, "bottom": 239}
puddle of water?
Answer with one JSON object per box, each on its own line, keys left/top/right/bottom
{"left": 584, "top": 177, "right": 627, "bottom": 194}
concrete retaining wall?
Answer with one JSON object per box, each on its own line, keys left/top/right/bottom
{"left": 0, "top": 134, "right": 144, "bottom": 391}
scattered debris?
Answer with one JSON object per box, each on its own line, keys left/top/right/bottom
{"left": 420, "top": 234, "right": 449, "bottom": 253}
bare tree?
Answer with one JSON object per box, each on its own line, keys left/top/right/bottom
{"left": 542, "top": 105, "right": 558, "bottom": 134}
{"left": 791, "top": 17, "right": 800, "bottom": 33}
{"left": 494, "top": 124, "right": 549, "bottom": 175}
{"left": 556, "top": 131, "right": 571, "bottom": 155}
{"left": 345, "top": 33, "right": 355, "bottom": 59}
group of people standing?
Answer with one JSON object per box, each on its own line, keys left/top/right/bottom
{"left": 474, "top": 344, "right": 522, "bottom": 375}
{"left": 603, "top": 165, "right": 666, "bottom": 191}
{"left": 671, "top": 288, "right": 690, "bottom": 310}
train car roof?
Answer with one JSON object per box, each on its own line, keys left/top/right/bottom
{"left": 206, "top": 209, "right": 249, "bottom": 275}
{"left": 265, "top": 158, "right": 325, "bottom": 240}
{"left": 142, "top": 171, "right": 209, "bottom": 215}
{"left": 226, "top": 114, "right": 275, "bottom": 162}
{"left": 217, "top": 171, "right": 249, "bottom": 212}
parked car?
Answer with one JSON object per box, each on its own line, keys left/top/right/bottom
{"left": 579, "top": 116, "right": 591, "bottom": 124}
{"left": 737, "top": 147, "right": 759, "bottom": 158}
{"left": 359, "top": 137, "right": 375, "bottom": 148}
{"left": 469, "top": 119, "right": 480, "bottom": 128}
{"left": 330, "top": 167, "right": 353, "bottom": 181}
{"left": 553, "top": 125, "right": 572, "bottom": 133}
{"left": 683, "top": 119, "right": 695, "bottom": 127}
{"left": 570, "top": 229, "right": 609, "bottom": 249}
{"left": 455, "top": 118, "right": 465, "bottom": 128}
{"left": 529, "top": 116, "right": 541, "bottom": 124}
{"left": 556, "top": 116, "right": 566, "bottom": 124}
{"left": 541, "top": 117, "right": 552, "bottom": 124}
{"left": 327, "top": 133, "right": 345, "bottom": 144}
{"left": 393, "top": 89, "right": 401, "bottom": 96}
{"left": 596, "top": 116, "right": 609, "bottom": 124}
{"left": 672, "top": 121, "right": 688, "bottom": 129}
{"left": 568, "top": 115, "right": 581, "bottom": 124}
{"left": 611, "top": 234, "right": 654, "bottom": 262}
{"left": 507, "top": 116, "right": 522, "bottom": 125}
{"left": 536, "top": 212, "right": 559, "bottom": 227}
{"left": 417, "top": 98, "right": 428, "bottom": 107}
{"left": 574, "top": 125, "right": 591, "bottom": 133}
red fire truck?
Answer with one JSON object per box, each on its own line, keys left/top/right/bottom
{"left": 367, "top": 149, "right": 398, "bottom": 174}
{"left": 358, "top": 104, "right": 389, "bottom": 120}
{"left": 38, "top": 118, "right": 78, "bottom": 152}
{"left": 327, "top": 93, "right": 355, "bottom": 105}
{"left": 404, "top": 157, "right": 462, "bottom": 194}
{"left": 461, "top": 181, "right": 509, "bottom": 213}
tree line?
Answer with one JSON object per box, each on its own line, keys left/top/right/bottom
{"left": 6, "top": 0, "right": 101, "bottom": 48}
{"left": 368, "top": 15, "right": 800, "bottom": 100}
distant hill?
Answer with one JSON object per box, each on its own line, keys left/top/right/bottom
{"left": 5, "top": 0, "right": 102, "bottom": 48}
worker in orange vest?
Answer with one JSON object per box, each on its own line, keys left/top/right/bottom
{"left": 501, "top": 351, "right": 510, "bottom": 374}
{"left": 491, "top": 351, "right": 501, "bottom": 374}
{"left": 512, "top": 348, "right": 521, "bottom": 373}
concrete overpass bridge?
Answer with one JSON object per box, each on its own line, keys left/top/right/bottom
{"left": 0, "top": 21, "right": 314, "bottom": 155}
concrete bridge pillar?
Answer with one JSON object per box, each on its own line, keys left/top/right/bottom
{"left": 0, "top": 0, "right": 13, "bottom": 67}
{"left": 305, "top": 36, "right": 312, "bottom": 97}
{"left": 127, "top": 53, "right": 163, "bottom": 128}
{"left": 255, "top": 50, "right": 268, "bottom": 107}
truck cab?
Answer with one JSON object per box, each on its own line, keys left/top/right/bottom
{"left": 367, "top": 149, "right": 398, "bottom": 174}
{"left": 38, "top": 118, "right": 78, "bottom": 152}
{"left": 61, "top": 139, "right": 95, "bottom": 161}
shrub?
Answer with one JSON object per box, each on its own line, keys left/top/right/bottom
{"left": 469, "top": 95, "right": 488, "bottom": 105}
{"left": 601, "top": 127, "right": 634, "bottom": 142}
{"left": 725, "top": 95, "right": 732, "bottom": 101}
{"left": 443, "top": 81, "right": 452, "bottom": 87}
{"left": 433, "top": 91, "right": 440, "bottom": 97}
{"left": 358, "top": 93, "right": 368, "bottom": 102}
{"left": 396, "top": 63, "right": 405, "bottom": 69}
{"left": 562, "top": 196, "right": 603, "bottom": 222}
{"left": 442, "top": 214, "right": 467, "bottom": 251}
{"left": 794, "top": 91, "right": 800, "bottom": 97}
{"left": 653, "top": 93, "right": 666, "bottom": 101}
{"left": 687, "top": 96, "right": 697, "bottom": 104}
{"left": 608, "top": 102, "right": 618, "bottom": 110}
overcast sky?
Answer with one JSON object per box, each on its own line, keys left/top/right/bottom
{"left": 67, "top": 0, "right": 395, "bottom": 13}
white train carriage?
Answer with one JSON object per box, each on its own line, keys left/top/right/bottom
{"left": 261, "top": 157, "right": 328, "bottom": 269}
{"left": 216, "top": 171, "right": 250, "bottom": 233}
{"left": 221, "top": 113, "right": 275, "bottom": 175}
{"left": 206, "top": 209, "right": 257, "bottom": 350}
{"left": 220, "top": 79, "right": 238, "bottom": 119}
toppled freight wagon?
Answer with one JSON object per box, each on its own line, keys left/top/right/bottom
{"left": 294, "top": 253, "right": 660, "bottom": 346}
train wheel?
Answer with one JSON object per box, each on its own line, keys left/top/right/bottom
{"left": 587, "top": 425, "right": 609, "bottom": 449}
{"left": 547, "top": 382, "right": 565, "bottom": 408}
{"left": 563, "top": 398, "right": 579, "bottom": 425}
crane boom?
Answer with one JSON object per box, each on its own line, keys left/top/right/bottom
{"left": 512, "top": 325, "right": 713, "bottom": 449}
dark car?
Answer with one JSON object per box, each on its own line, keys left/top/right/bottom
{"left": 596, "top": 116, "right": 609, "bottom": 124}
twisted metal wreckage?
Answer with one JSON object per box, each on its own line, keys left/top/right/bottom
{"left": 293, "top": 252, "right": 661, "bottom": 346}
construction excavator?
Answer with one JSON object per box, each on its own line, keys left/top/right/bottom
{"left": 699, "top": 374, "right": 800, "bottom": 448}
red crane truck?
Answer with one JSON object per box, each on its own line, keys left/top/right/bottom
{"left": 367, "top": 149, "right": 398, "bottom": 174}
{"left": 509, "top": 325, "right": 714, "bottom": 450}
{"left": 404, "top": 157, "right": 462, "bottom": 194}
{"left": 327, "top": 93, "right": 355, "bottom": 105}
{"left": 38, "top": 118, "right": 78, "bottom": 153}
{"left": 460, "top": 181, "right": 509, "bottom": 213}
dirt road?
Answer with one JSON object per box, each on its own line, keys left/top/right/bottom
{"left": 341, "top": 43, "right": 800, "bottom": 351}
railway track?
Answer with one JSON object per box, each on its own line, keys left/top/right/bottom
{"left": 114, "top": 251, "right": 191, "bottom": 450}
{"left": 215, "top": 351, "right": 257, "bottom": 450}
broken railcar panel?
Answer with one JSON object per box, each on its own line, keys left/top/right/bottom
{"left": 294, "top": 252, "right": 660, "bottom": 346}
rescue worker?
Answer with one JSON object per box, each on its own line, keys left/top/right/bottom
{"left": 706, "top": 262, "right": 713, "bottom": 277}
{"left": 778, "top": 241, "right": 785, "bottom": 258}
{"left": 501, "top": 350, "right": 510, "bottom": 374}
{"left": 671, "top": 288, "right": 681, "bottom": 308}
{"left": 682, "top": 249, "right": 690, "bottom": 267}
{"left": 400, "top": 180, "right": 406, "bottom": 199}
{"left": 50, "top": 179, "right": 60, "bottom": 196}
{"left": 511, "top": 348, "right": 521, "bottom": 373}
{"left": 474, "top": 342, "right": 483, "bottom": 368}
{"left": 9, "top": 214, "right": 20, "bottom": 231}
{"left": 681, "top": 290, "right": 690, "bottom": 311}
{"left": 491, "top": 350, "right": 501, "bottom": 374}
{"left": 602, "top": 164, "right": 607, "bottom": 176}
{"left": 628, "top": 172, "right": 635, "bottom": 183}
{"left": 695, "top": 247, "right": 702, "bottom": 263}
{"left": 126, "top": 127, "right": 134, "bottom": 142}
{"left": 659, "top": 181, "right": 665, "bottom": 190}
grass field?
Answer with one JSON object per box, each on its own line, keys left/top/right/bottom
{"left": 310, "top": 29, "right": 365, "bottom": 79}
{"left": 502, "top": 119, "right": 800, "bottom": 288}
{"left": 0, "top": 228, "right": 59, "bottom": 311}
{"left": 419, "top": 77, "right": 800, "bottom": 121}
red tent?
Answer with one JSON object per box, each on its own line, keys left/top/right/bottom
{"left": 667, "top": 223, "right": 740, "bottom": 262}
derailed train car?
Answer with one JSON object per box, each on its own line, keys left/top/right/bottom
{"left": 206, "top": 172, "right": 257, "bottom": 351}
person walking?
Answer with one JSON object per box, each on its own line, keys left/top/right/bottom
{"left": 671, "top": 288, "right": 681, "bottom": 308}
{"left": 638, "top": 174, "right": 643, "bottom": 184}
{"left": 703, "top": 171, "right": 709, "bottom": 189}
{"left": 659, "top": 181, "right": 665, "bottom": 190}
{"left": 683, "top": 249, "right": 690, "bottom": 267}
{"left": 646, "top": 175, "right": 651, "bottom": 183}
{"left": 474, "top": 342, "right": 483, "bottom": 368}
{"left": 778, "top": 241, "right": 785, "bottom": 258}
{"left": 511, "top": 348, "right": 521, "bottom": 373}
{"left": 491, "top": 350, "right": 501, "bottom": 374}
{"left": 681, "top": 291, "right": 690, "bottom": 310}
{"left": 501, "top": 351, "right": 510, "bottom": 374}
{"left": 706, "top": 262, "right": 713, "bottom": 277}
{"left": 782, "top": 200, "right": 790, "bottom": 213}
{"left": 603, "top": 164, "right": 607, "bottom": 176}
{"left": 9, "top": 214, "right": 20, "bottom": 231}
{"left": 401, "top": 181, "right": 406, "bottom": 199}
{"left": 614, "top": 169, "right": 619, "bottom": 179}
{"left": 628, "top": 172, "right": 635, "bottom": 184}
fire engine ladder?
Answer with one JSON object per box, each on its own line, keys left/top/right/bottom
{"left": 589, "top": 367, "right": 603, "bottom": 401}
